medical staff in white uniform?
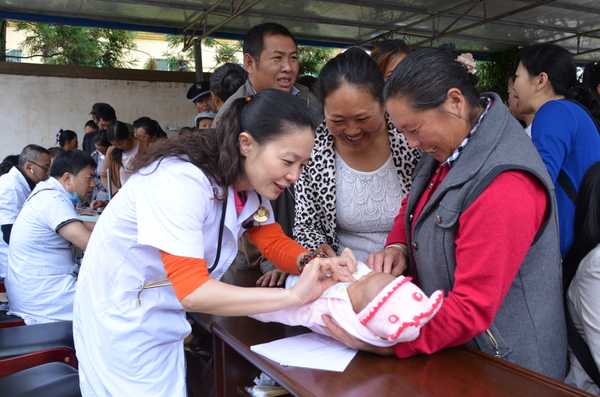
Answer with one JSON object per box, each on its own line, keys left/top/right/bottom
{"left": 6, "top": 150, "right": 97, "bottom": 324}
{"left": 0, "top": 145, "right": 51, "bottom": 278}
{"left": 74, "top": 89, "right": 357, "bottom": 397}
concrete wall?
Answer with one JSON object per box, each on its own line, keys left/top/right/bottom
{"left": 0, "top": 62, "right": 205, "bottom": 158}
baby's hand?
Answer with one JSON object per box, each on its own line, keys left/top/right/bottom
{"left": 336, "top": 248, "right": 358, "bottom": 273}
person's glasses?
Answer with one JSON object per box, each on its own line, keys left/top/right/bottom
{"left": 30, "top": 161, "right": 50, "bottom": 172}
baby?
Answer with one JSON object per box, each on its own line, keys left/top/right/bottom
{"left": 251, "top": 259, "right": 443, "bottom": 347}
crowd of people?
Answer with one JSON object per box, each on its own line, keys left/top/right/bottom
{"left": 2, "top": 20, "right": 600, "bottom": 396}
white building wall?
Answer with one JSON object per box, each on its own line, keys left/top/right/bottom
{"left": 0, "top": 71, "right": 198, "bottom": 158}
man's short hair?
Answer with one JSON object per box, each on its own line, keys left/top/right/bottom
{"left": 47, "top": 147, "right": 66, "bottom": 160}
{"left": 96, "top": 103, "right": 116, "bottom": 122}
{"left": 89, "top": 103, "right": 109, "bottom": 117}
{"left": 243, "top": 23, "right": 297, "bottom": 60}
{"left": 18, "top": 144, "right": 50, "bottom": 167}
{"left": 85, "top": 119, "right": 98, "bottom": 130}
{"left": 50, "top": 150, "right": 96, "bottom": 178}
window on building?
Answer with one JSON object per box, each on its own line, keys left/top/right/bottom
{"left": 155, "top": 59, "right": 169, "bottom": 71}
{"left": 5, "top": 49, "right": 22, "bottom": 62}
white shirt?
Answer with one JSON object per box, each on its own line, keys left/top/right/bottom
{"left": 0, "top": 167, "right": 32, "bottom": 277}
{"left": 119, "top": 142, "right": 139, "bottom": 186}
{"left": 74, "top": 158, "right": 273, "bottom": 397}
{"left": 6, "top": 177, "right": 80, "bottom": 324}
{"left": 335, "top": 153, "right": 404, "bottom": 262}
{"left": 565, "top": 244, "right": 600, "bottom": 395}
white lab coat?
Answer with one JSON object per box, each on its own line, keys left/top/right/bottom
{"left": 0, "top": 167, "right": 32, "bottom": 277}
{"left": 565, "top": 244, "right": 600, "bottom": 395}
{"left": 6, "top": 177, "right": 80, "bottom": 324}
{"left": 74, "top": 158, "right": 274, "bottom": 397}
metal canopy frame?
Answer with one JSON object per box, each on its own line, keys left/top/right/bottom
{"left": 1, "top": 0, "right": 600, "bottom": 61}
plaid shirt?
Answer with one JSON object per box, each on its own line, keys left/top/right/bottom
{"left": 442, "top": 97, "right": 492, "bottom": 168}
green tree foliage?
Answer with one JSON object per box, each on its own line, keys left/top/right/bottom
{"left": 163, "top": 36, "right": 241, "bottom": 72}
{"left": 476, "top": 46, "right": 523, "bottom": 100}
{"left": 298, "top": 46, "right": 336, "bottom": 77}
{"left": 143, "top": 58, "right": 158, "bottom": 70}
{"left": 14, "top": 22, "right": 137, "bottom": 68}
{"left": 212, "top": 41, "right": 240, "bottom": 66}
{"left": 163, "top": 34, "right": 194, "bottom": 72}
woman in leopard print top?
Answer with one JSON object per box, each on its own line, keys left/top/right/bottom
{"left": 294, "top": 48, "right": 420, "bottom": 262}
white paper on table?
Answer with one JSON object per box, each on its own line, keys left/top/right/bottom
{"left": 250, "top": 332, "right": 358, "bottom": 372}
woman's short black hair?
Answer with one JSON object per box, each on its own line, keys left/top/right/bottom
{"left": 315, "top": 47, "right": 385, "bottom": 105}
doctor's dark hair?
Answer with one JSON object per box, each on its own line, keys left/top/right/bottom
{"left": 563, "top": 161, "right": 600, "bottom": 291}
{"left": 384, "top": 44, "right": 481, "bottom": 115}
{"left": 132, "top": 88, "right": 316, "bottom": 199}
{"left": 50, "top": 149, "right": 96, "bottom": 178}
{"left": 316, "top": 47, "right": 384, "bottom": 105}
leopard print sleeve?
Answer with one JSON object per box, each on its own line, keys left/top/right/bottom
{"left": 293, "top": 122, "right": 339, "bottom": 252}
{"left": 388, "top": 116, "right": 422, "bottom": 194}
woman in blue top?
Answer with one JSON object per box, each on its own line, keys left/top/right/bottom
{"left": 513, "top": 44, "right": 600, "bottom": 258}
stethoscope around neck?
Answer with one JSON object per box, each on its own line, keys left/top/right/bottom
{"left": 136, "top": 190, "right": 269, "bottom": 307}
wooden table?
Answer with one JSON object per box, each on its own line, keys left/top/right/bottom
{"left": 210, "top": 315, "right": 594, "bottom": 397}
{"left": 188, "top": 267, "right": 593, "bottom": 397}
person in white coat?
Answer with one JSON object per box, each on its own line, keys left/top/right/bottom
{"left": 0, "top": 144, "right": 51, "bottom": 278}
{"left": 6, "top": 150, "right": 97, "bottom": 324}
{"left": 73, "top": 89, "right": 357, "bottom": 397}
{"left": 564, "top": 161, "right": 600, "bottom": 395}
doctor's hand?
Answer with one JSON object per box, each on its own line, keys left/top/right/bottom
{"left": 321, "top": 315, "right": 395, "bottom": 356}
{"left": 332, "top": 247, "right": 358, "bottom": 273}
{"left": 291, "top": 257, "right": 356, "bottom": 304}
{"left": 366, "top": 245, "right": 408, "bottom": 277}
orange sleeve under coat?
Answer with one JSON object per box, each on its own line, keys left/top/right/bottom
{"left": 161, "top": 251, "right": 211, "bottom": 301}
{"left": 247, "top": 222, "right": 309, "bottom": 274}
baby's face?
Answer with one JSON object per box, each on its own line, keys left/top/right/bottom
{"left": 347, "top": 271, "right": 396, "bottom": 314}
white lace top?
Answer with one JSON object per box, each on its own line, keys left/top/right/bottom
{"left": 335, "top": 152, "right": 405, "bottom": 262}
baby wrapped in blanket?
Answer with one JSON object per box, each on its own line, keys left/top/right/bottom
{"left": 251, "top": 255, "right": 443, "bottom": 347}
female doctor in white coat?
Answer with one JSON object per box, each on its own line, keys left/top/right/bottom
{"left": 73, "top": 89, "right": 357, "bottom": 396}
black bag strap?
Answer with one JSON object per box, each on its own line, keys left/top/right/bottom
{"left": 558, "top": 171, "right": 578, "bottom": 205}
{"left": 565, "top": 301, "right": 600, "bottom": 386}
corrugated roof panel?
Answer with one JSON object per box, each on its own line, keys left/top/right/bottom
{"left": 1, "top": 0, "right": 599, "bottom": 60}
